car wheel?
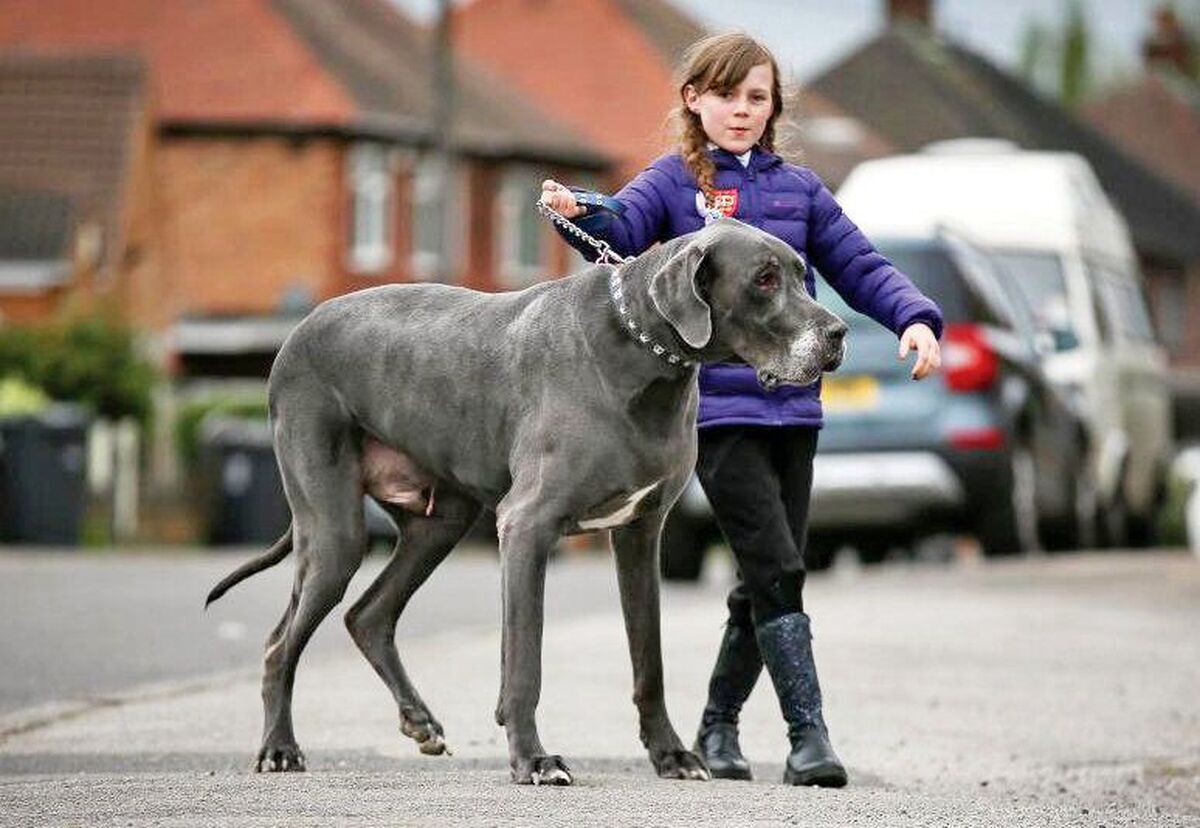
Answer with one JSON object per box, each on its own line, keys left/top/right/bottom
{"left": 805, "top": 536, "right": 838, "bottom": 572}
{"left": 1101, "top": 486, "right": 1129, "bottom": 549}
{"left": 1070, "top": 467, "right": 1100, "bottom": 550}
{"left": 977, "top": 444, "right": 1040, "bottom": 557}
{"left": 856, "top": 538, "right": 890, "bottom": 566}
{"left": 1125, "top": 487, "right": 1164, "bottom": 550}
{"left": 1045, "top": 466, "right": 1099, "bottom": 552}
{"left": 659, "top": 508, "right": 708, "bottom": 582}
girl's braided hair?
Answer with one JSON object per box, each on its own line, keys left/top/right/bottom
{"left": 673, "top": 33, "right": 786, "bottom": 208}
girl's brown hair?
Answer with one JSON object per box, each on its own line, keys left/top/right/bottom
{"left": 674, "top": 33, "right": 785, "bottom": 208}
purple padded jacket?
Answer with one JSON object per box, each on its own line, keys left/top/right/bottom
{"left": 573, "top": 146, "right": 944, "bottom": 429}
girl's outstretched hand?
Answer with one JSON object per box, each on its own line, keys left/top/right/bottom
{"left": 899, "top": 323, "right": 941, "bottom": 380}
{"left": 540, "top": 179, "right": 588, "bottom": 218}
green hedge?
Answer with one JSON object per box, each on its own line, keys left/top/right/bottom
{"left": 0, "top": 317, "right": 156, "bottom": 422}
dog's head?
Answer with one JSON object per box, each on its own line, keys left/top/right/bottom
{"left": 648, "top": 218, "right": 847, "bottom": 387}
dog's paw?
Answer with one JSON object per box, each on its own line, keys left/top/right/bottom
{"left": 255, "top": 743, "right": 307, "bottom": 773}
{"left": 652, "top": 748, "right": 710, "bottom": 781}
{"left": 512, "top": 754, "right": 573, "bottom": 786}
{"left": 400, "top": 707, "right": 450, "bottom": 756}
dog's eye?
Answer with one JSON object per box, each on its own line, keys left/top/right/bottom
{"left": 754, "top": 272, "right": 781, "bottom": 292}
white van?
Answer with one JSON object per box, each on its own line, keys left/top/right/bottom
{"left": 836, "top": 141, "right": 1172, "bottom": 545}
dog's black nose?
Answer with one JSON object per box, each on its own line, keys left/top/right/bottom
{"left": 826, "top": 320, "right": 847, "bottom": 348}
{"left": 824, "top": 320, "right": 848, "bottom": 372}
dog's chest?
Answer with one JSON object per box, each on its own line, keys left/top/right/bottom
{"left": 568, "top": 479, "right": 664, "bottom": 534}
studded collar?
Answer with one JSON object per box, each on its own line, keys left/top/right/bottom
{"left": 606, "top": 267, "right": 697, "bottom": 371}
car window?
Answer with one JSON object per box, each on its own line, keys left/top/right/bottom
{"left": 1088, "top": 262, "right": 1157, "bottom": 344}
{"left": 939, "top": 236, "right": 1020, "bottom": 332}
{"left": 977, "top": 252, "right": 1041, "bottom": 339}
{"left": 819, "top": 241, "right": 1007, "bottom": 330}
{"left": 989, "top": 251, "right": 1079, "bottom": 351}
{"left": 876, "top": 245, "right": 976, "bottom": 324}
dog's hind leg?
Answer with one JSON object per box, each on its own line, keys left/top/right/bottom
{"left": 257, "top": 405, "right": 367, "bottom": 773}
{"left": 344, "top": 486, "right": 482, "bottom": 756}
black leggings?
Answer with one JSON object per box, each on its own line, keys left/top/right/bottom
{"left": 696, "top": 425, "right": 818, "bottom": 628}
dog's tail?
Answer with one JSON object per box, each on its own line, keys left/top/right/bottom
{"left": 205, "top": 526, "right": 294, "bottom": 608}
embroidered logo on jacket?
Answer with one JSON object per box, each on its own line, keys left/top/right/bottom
{"left": 711, "top": 189, "right": 739, "bottom": 216}
{"left": 695, "top": 189, "right": 739, "bottom": 225}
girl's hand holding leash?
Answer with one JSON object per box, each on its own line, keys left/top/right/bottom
{"left": 899, "top": 323, "right": 941, "bottom": 380}
{"left": 540, "top": 180, "right": 588, "bottom": 218}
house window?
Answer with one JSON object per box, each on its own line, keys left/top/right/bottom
{"left": 347, "top": 143, "right": 394, "bottom": 273}
{"left": 411, "top": 154, "right": 462, "bottom": 282}
{"left": 498, "top": 166, "right": 546, "bottom": 289}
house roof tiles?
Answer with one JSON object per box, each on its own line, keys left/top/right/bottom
{"left": 0, "top": 52, "right": 145, "bottom": 268}
{"left": 1085, "top": 69, "right": 1200, "bottom": 207}
{"left": 612, "top": 0, "right": 706, "bottom": 65}
{"left": 274, "top": 0, "right": 607, "bottom": 165}
{"left": 0, "top": 0, "right": 607, "bottom": 167}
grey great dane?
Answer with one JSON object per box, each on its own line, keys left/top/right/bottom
{"left": 206, "top": 217, "right": 847, "bottom": 785}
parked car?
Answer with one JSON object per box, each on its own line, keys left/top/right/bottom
{"left": 808, "top": 231, "right": 1093, "bottom": 564}
{"left": 659, "top": 230, "right": 1092, "bottom": 580}
{"left": 837, "top": 142, "right": 1173, "bottom": 546}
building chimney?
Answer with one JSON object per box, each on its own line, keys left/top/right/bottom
{"left": 887, "top": 0, "right": 932, "bottom": 27}
{"left": 1143, "top": 5, "right": 1195, "bottom": 75}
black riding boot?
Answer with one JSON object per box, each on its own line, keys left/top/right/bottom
{"left": 694, "top": 622, "right": 762, "bottom": 780}
{"left": 756, "top": 612, "right": 848, "bottom": 787}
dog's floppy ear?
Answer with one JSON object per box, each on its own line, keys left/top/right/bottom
{"left": 648, "top": 239, "right": 712, "bottom": 349}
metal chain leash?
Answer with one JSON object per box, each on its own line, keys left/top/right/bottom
{"left": 535, "top": 200, "right": 631, "bottom": 266}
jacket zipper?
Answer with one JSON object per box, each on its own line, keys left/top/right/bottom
{"left": 744, "top": 162, "right": 757, "bottom": 226}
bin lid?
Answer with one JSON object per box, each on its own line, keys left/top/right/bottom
{"left": 199, "top": 414, "right": 273, "bottom": 447}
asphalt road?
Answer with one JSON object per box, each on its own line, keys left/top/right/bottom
{"left": 0, "top": 544, "right": 619, "bottom": 716}
{"left": 0, "top": 547, "right": 1198, "bottom": 826}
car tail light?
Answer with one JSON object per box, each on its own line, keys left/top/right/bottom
{"left": 947, "top": 427, "right": 1006, "bottom": 451}
{"left": 942, "top": 323, "right": 999, "bottom": 392}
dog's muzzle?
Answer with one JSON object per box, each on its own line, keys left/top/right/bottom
{"left": 755, "top": 319, "right": 847, "bottom": 391}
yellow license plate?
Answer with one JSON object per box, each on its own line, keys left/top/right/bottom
{"left": 822, "top": 375, "right": 880, "bottom": 412}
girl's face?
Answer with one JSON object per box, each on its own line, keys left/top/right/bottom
{"left": 684, "top": 62, "right": 774, "bottom": 156}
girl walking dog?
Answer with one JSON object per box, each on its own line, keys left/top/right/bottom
{"left": 542, "top": 33, "right": 943, "bottom": 787}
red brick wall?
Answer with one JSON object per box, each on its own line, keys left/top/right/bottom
{"left": 156, "top": 135, "right": 342, "bottom": 318}
{"left": 465, "top": 162, "right": 498, "bottom": 291}
{"left": 118, "top": 99, "right": 169, "bottom": 328}
{"left": 0, "top": 290, "right": 64, "bottom": 323}
{"left": 0, "top": 135, "right": 607, "bottom": 333}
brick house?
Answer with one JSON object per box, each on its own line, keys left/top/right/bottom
{"left": 453, "top": 0, "right": 706, "bottom": 185}
{"left": 0, "top": 0, "right": 610, "bottom": 377}
{"left": 0, "top": 53, "right": 158, "bottom": 326}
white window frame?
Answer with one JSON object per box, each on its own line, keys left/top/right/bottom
{"left": 411, "top": 153, "right": 464, "bottom": 282}
{"left": 346, "top": 142, "right": 396, "bottom": 274}
{"left": 497, "top": 166, "right": 547, "bottom": 289}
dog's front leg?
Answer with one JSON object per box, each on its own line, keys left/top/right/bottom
{"left": 495, "top": 506, "right": 573, "bottom": 786}
{"left": 611, "top": 517, "right": 710, "bottom": 781}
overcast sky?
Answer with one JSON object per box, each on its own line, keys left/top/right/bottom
{"left": 393, "top": 0, "right": 1198, "bottom": 83}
